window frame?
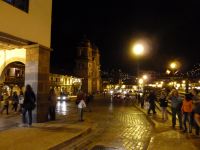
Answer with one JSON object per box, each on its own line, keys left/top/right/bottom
{"left": 3, "top": 0, "right": 29, "bottom": 13}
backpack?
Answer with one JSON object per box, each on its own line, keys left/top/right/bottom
{"left": 25, "top": 92, "right": 36, "bottom": 110}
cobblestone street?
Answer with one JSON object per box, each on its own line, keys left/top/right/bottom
{"left": 89, "top": 110, "right": 152, "bottom": 150}
{"left": 61, "top": 96, "right": 153, "bottom": 150}
{"left": 1, "top": 95, "right": 200, "bottom": 150}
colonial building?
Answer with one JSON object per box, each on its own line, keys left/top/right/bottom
{"left": 49, "top": 73, "right": 82, "bottom": 96}
{"left": 74, "top": 39, "right": 101, "bottom": 94}
{"left": 0, "top": 66, "right": 82, "bottom": 97}
{"left": 0, "top": 0, "right": 52, "bottom": 122}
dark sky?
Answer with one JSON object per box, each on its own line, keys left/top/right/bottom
{"left": 51, "top": 1, "right": 200, "bottom": 75}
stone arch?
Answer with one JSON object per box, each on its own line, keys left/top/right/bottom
{"left": 0, "top": 61, "right": 25, "bottom": 77}
{"left": 0, "top": 61, "right": 25, "bottom": 94}
{"left": 0, "top": 59, "right": 25, "bottom": 78}
{"left": 0, "top": 48, "right": 26, "bottom": 78}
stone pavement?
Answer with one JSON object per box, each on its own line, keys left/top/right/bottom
{"left": 0, "top": 115, "right": 93, "bottom": 150}
{"left": 1, "top": 96, "right": 200, "bottom": 150}
{"left": 135, "top": 102, "right": 200, "bottom": 150}
{"left": 0, "top": 99, "right": 95, "bottom": 150}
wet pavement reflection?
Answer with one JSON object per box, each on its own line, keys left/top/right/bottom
{"left": 0, "top": 96, "right": 153, "bottom": 150}
{"left": 56, "top": 101, "right": 68, "bottom": 115}
{"left": 61, "top": 96, "right": 153, "bottom": 150}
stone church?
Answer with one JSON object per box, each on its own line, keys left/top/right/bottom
{"left": 74, "top": 38, "right": 101, "bottom": 94}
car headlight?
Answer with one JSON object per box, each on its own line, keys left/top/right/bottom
{"left": 62, "top": 96, "right": 66, "bottom": 100}
{"left": 57, "top": 96, "right": 61, "bottom": 100}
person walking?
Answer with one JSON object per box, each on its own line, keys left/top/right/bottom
{"left": 182, "top": 93, "right": 193, "bottom": 133}
{"left": 168, "top": 89, "right": 183, "bottom": 129}
{"left": 86, "top": 93, "right": 93, "bottom": 112}
{"left": 0, "top": 91, "right": 10, "bottom": 115}
{"left": 48, "top": 89, "right": 57, "bottom": 121}
{"left": 22, "top": 84, "right": 36, "bottom": 127}
{"left": 159, "top": 91, "right": 168, "bottom": 121}
{"left": 77, "top": 92, "right": 86, "bottom": 121}
{"left": 147, "top": 90, "right": 157, "bottom": 114}
{"left": 191, "top": 89, "right": 200, "bottom": 135}
{"left": 18, "top": 91, "right": 24, "bottom": 113}
{"left": 194, "top": 103, "right": 200, "bottom": 135}
{"left": 12, "top": 91, "right": 19, "bottom": 112}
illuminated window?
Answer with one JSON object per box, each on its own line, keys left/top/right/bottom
{"left": 3, "top": 0, "right": 29, "bottom": 13}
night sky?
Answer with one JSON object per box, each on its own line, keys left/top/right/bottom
{"left": 51, "top": 1, "right": 200, "bottom": 75}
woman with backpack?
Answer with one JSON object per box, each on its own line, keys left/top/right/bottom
{"left": 22, "top": 84, "right": 36, "bottom": 127}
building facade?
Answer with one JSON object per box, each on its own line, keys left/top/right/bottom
{"left": 0, "top": 67, "right": 82, "bottom": 97}
{"left": 74, "top": 39, "right": 101, "bottom": 94}
{"left": 49, "top": 74, "right": 82, "bottom": 96}
{"left": 0, "top": 0, "right": 52, "bottom": 122}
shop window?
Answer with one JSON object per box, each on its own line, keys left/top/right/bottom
{"left": 3, "top": 0, "right": 29, "bottom": 13}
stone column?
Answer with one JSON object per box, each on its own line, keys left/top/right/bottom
{"left": 25, "top": 44, "right": 51, "bottom": 123}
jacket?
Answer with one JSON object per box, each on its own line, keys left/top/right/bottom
{"left": 182, "top": 99, "right": 192, "bottom": 112}
{"left": 23, "top": 91, "right": 36, "bottom": 109}
{"left": 160, "top": 97, "right": 168, "bottom": 107}
{"left": 170, "top": 96, "right": 182, "bottom": 109}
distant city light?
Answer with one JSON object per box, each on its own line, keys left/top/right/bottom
{"left": 138, "top": 78, "right": 143, "bottom": 84}
{"left": 166, "top": 70, "right": 171, "bottom": 74}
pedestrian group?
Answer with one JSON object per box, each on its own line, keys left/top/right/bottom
{"left": 144, "top": 88, "right": 200, "bottom": 136}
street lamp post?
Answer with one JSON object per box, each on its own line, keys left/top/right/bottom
{"left": 169, "top": 62, "right": 177, "bottom": 88}
{"left": 132, "top": 43, "right": 144, "bottom": 103}
{"left": 170, "top": 62, "right": 177, "bottom": 75}
{"left": 132, "top": 43, "right": 144, "bottom": 79}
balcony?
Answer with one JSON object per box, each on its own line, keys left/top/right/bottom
{"left": 4, "top": 76, "right": 24, "bottom": 86}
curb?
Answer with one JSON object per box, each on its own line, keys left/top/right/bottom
{"left": 49, "top": 127, "right": 92, "bottom": 150}
{"left": 134, "top": 104, "right": 156, "bottom": 127}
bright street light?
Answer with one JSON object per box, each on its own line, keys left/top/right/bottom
{"left": 131, "top": 43, "right": 145, "bottom": 77}
{"left": 142, "top": 75, "right": 148, "bottom": 80}
{"left": 170, "top": 62, "right": 177, "bottom": 70}
{"left": 132, "top": 43, "right": 144, "bottom": 56}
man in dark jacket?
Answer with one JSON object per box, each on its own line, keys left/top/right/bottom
{"left": 147, "top": 91, "right": 157, "bottom": 114}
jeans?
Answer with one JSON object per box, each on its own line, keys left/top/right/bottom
{"left": 183, "top": 112, "right": 192, "bottom": 132}
{"left": 171, "top": 107, "right": 182, "bottom": 128}
{"left": 12, "top": 103, "right": 18, "bottom": 112}
{"left": 22, "top": 108, "right": 32, "bottom": 125}
{"left": 148, "top": 103, "right": 156, "bottom": 114}
{"left": 79, "top": 108, "right": 84, "bottom": 121}
{"left": 161, "top": 107, "right": 168, "bottom": 120}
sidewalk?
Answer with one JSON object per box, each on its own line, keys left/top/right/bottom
{"left": 0, "top": 116, "right": 93, "bottom": 150}
{"left": 135, "top": 102, "right": 200, "bottom": 150}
